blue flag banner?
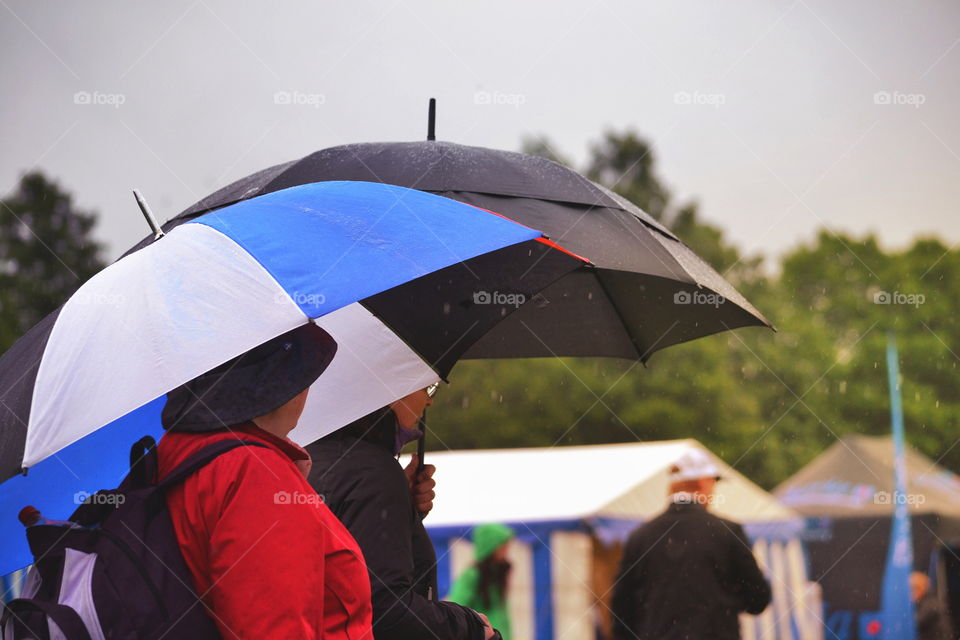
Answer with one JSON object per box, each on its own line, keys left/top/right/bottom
{"left": 880, "top": 333, "right": 916, "bottom": 640}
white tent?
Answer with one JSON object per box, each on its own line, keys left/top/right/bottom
{"left": 408, "top": 439, "right": 823, "bottom": 640}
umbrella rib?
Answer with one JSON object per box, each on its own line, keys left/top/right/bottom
{"left": 588, "top": 268, "right": 652, "bottom": 362}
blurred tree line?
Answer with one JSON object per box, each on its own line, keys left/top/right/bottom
{"left": 2, "top": 137, "right": 957, "bottom": 489}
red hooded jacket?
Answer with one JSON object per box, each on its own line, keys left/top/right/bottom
{"left": 158, "top": 422, "right": 372, "bottom": 639}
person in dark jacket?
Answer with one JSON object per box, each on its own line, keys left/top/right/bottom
{"left": 912, "top": 571, "right": 954, "bottom": 640}
{"left": 307, "top": 386, "right": 494, "bottom": 640}
{"left": 611, "top": 449, "right": 771, "bottom": 640}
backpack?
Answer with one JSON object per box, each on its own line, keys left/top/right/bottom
{"left": 2, "top": 436, "right": 268, "bottom": 640}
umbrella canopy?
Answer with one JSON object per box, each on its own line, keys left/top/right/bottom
{"left": 1, "top": 179, "right": 586, "bottom": 479}
{"left": 127, "top": 141, "right": 771, "bottom": 360}
{"left": 0, "top": 180, "right": 586, "bottom": 573}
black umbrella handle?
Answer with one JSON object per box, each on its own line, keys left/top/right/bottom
{"left": 417, "top": 412, "right": 427, "bottom": 474}
{"left": 416, "top": 412, "right": 428, "bottom": 520}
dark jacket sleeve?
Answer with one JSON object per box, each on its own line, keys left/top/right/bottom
{"left": 917, "top": 593, "right": 953, "bottom": 640}
{"left": 336, "top": 456, "right": 484, "bottom": 640}
{"left": 725, "top": 522, "right": 772, "bottom": 615}
{"left": 610, "top": 531, "right": 642, "bottom": 640}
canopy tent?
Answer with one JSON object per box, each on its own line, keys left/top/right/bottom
{"left": 774, "top": 435, "right": 960, "bottom": 640}
{"left": 775, "top": 434, "right": 960, "bottom": 519}
{"left": 411, "top": 439, "right": 820, "bottom": 640}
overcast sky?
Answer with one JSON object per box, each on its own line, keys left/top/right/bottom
{"left": 2, "top": 0, "right": 958, "bottom": 263}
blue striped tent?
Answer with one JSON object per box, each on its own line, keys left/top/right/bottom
{"left": 413, "top": 440, "right": 823, "bottom": 640}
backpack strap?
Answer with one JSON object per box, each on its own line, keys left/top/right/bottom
{"left": 4, "top": 599, "right": 94, "bottom": 640}
{"left": 158, "top": 440, "right": 270, "bottom": 491}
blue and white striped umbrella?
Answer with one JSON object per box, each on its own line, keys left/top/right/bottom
{"left": 0, "top": 180, "right": 586, "bottom": 575}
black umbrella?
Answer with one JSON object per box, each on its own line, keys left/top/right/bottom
{"left": 128, "top": 138, "right": 770, "bottom": 363}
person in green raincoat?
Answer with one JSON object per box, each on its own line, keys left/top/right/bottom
{"left": 447, "top": 523, "right": 516, "bottom": 640}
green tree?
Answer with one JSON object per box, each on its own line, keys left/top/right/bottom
{"left": 0, "top": 172, "right": 106, "bottom": 352}
{"left": 519, "top": 135, "right": 574, "bottom": 168}
{"left": 759, "top": 233, "right": 960, "bottom": 479}
{"left": 586, "top": 130, "right": 671, "bottom": 222}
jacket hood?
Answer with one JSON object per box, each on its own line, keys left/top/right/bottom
{"left": 162, "top": 323, "right": 337, "bottom": 432}
{"left": 473, "top": 523, "right": 514, "bottom": 561}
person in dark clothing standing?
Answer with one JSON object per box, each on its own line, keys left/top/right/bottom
{"left": 611, "top": 449, "right": 771, "bottom": 640}
{"left": 912, "top": 571, "right": 954, "bottom": 640}
{"left": 307, "top": 386, "right": 495, "bottom": 640}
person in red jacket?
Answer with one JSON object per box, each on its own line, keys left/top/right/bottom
{"left": 158, "top": 323, "right": 373, "bottom": 639}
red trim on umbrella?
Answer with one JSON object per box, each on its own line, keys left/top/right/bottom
{"left": 463, "top": 203, "right": 592, "bottom": 264}
{"left": 535, "top": 237, "right": 591, "bottom": 264}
